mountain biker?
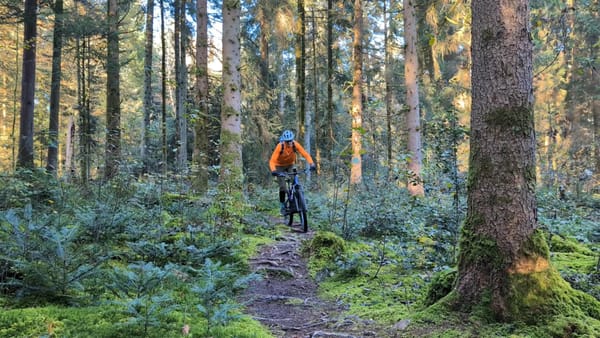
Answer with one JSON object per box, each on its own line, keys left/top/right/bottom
{"left": 269, "top": 130, "right": 316, "bottom": 215}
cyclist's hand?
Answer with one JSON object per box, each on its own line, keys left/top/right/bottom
{"left": 310, "top": 164, "right": 316, "bottom": 171}
{"left": 271, "top": 171, "right": 278, "bottom": 176}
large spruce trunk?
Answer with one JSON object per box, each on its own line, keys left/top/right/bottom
{"left": 456, "top": 0, "right": 543, "bottom": 319}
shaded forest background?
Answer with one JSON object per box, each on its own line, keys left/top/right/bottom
{"left": 0, "top": 0, "right": 599, "bottom": 337}
{"left": 0, "top": 0, "right": 597, "bottom": 193}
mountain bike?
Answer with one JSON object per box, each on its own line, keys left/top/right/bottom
{"left": 278, "top": 168, "right": 309, "bottom": 233}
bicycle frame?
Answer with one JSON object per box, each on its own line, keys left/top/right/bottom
{"left": 279, "top": 168, "right": 308, "bottom": 232}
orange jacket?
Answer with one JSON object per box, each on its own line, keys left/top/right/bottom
{"left": 269, "top": 141, "right": 314, "bottom": 171}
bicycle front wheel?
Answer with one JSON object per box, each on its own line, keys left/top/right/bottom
{"left": 294, "top": 189, "right": 308, "bottom": 233}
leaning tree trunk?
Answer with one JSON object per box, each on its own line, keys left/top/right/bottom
{"left": 17, "top": 0, "right": 37, "bottom": 169}
{"left": 455, "top": 0, "right": 599, "bottom": 322}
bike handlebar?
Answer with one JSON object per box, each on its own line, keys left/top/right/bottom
{"left": 276, "top": 168, "right": 313, "bottom": 177}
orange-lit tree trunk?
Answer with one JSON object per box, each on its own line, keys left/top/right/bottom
{"left": 403, "top": 0, "right": 423, "bottom": 196}
{"left": 350, "top": 0, "right": 363, "bottom": 185}
{"left": 295, "top": 0, "right": 306, "bottom": 139}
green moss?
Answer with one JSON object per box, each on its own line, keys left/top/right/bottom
{"left": 466, "top": 153, "right": 493, "bottom": 191}
{"left": 519, "top": 228, "right": 550, "bottom": 258}
{"left": 550, "top": 235, "right": 594, "bottom": 255}
{"left": 424, "top": 268, "right": 457, "bottom": 306}
{"left": 0, "top": 305, "right": 273, "bottom": 338}
{"left": 402, "top": 286, "right": 600, "bottom": 337}
{"left": 238, "top": 235, "right": 274, "bottom": 261}
{"left": 217, "top": 129, "right": 244, "bottom": 196}
{"left": 485, "top": 106, "right": 534, "bottom": 136}
{"left": 507, "top": 267, "right": 600, "bottom": 323}
{"left": 458, "top": 215, "right": 505, "bottom": 268}
{"left": 319, "top": 274, "right": 418, "bottom": 324}
{"left": 551, "top": 252, "right": 597, "bottom": 274}
{"left": 302, "top": 231, "right": 346, "bottom": 261}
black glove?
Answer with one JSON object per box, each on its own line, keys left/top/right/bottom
{"left": 271, "top": 171, "right": 278, "bottom": 176}
{"left": 310, "top": 164, "right": 316, "bottom": 171}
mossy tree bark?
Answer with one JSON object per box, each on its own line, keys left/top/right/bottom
{"left": 218, "top": 0, "right": 243, "bottom": 197}
{"left": 457, "top": 0, "right": 600, "bottom": 322}
{"left": 458, "top": 0, "right": 538, "bottom": 318}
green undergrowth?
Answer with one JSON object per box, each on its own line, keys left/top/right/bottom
{"left": 0, "top": 304, "right": 272, "bottom": 337}
{"left": 405, "top": 286, "right": 600, "bottom": 338}
{"left": 303, "top": 231, "right": 430, "bottom": 324}
{"left": 303, "top": 228, "right": 600, "bottom": 337}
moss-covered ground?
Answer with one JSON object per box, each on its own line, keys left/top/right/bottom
{"left": 0, "top": 304, "right": 273, "bottom": 338}
{"left": 304, "top": 230, "right": 600, "bottom": 337}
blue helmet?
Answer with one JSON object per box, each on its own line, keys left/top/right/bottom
{"left": 280, "top": 130, "right": 294, "bottom": 142}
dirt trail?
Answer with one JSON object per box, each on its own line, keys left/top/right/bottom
{"left": 240, "top": 221, "right": 394, "bottom": 338}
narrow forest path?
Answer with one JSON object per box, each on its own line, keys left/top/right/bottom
{"left": 240, "top": 219, "right": 395, "bottom": 338}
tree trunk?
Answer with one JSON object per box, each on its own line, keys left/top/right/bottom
{"left": 105, "top": 0, "right": 121, "bottom": 180}
{"left": 46, "top": 0, "right": 64, "bottom": 174}
{"left": 311, "top": 10, "right": 319, "bottom": 173}
{"left": 384, "top": 0, "right": 393, "bottom": 173}
{"left": 218, "top": 0, "right": 243, "bottom": 192}
{"left": 296, "top": 0, "right": 306, "bottom": 139}
{"left": 455, "top": 0, "right": 599, "bottom": 322}
{"left": 259, "top": 5, "right": 270, "bottom": 86}
{"left": 404, "top": 0, "right": 423, "bottom": 196}
{"left": 326, "top": 0, "right": 334, "bottom": 167}
{"left": 175, "top": 0, "right": 188, "bottom": 171}
{"left": 350, "top": 0, "right": 363, "bottom": 185}
{"left": 65, "top": 115, "right": 75, "bottom": 178}
{"left": 17, "top": 0, "right": 37, "bottom": 169}
{"left": 193, "top": 0, "right": 209, "bottom": 192}
{"left": 594, "top": 82, "right": 600, "bottom": 175}
{"left": 76, "top": 36, "right": 90, "bottom": 182}
{"left": 142, "top": 0, "right": 154, "bottom": 174}
{"left": 160, "top": 0, "right": 168, "bottom": 175}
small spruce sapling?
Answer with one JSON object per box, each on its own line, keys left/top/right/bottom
{"left": 189, "top": 258, "right": 260, "bottom": 335}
